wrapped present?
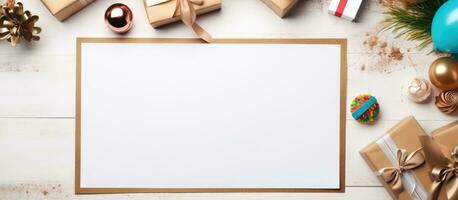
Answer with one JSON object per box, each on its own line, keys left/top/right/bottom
{"left": 328, "top": 0, "right": 363, "bottom": 21}
{"left": 360, "top": 116, "right": 433, "bottom": 200}
{"left": 261, "top": 0, "right": 298, "bottom": 18}
{"left": 431, "top": 121, "right": 458, "bottom": 148}
{"left": 143, "top": 0, "right": 221, "bottom": 42}
{"left": 419, "top": 121, "right": 458, "bottom": 200}
{"left": 41, "top": 0, "right": 95, "bottom": 21}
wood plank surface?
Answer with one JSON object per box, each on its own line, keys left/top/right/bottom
{"left": 0, "top": 0, "right": 449, "bottom": 199}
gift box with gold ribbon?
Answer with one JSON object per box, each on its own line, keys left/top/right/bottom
{"left": 261, "top": 0, "right": 298, "bottom": 18}
{"left": 360, "top": 116, "right": 433, "bottom": 200}
{"left": 419, "top": 121, "right": 458, "bottom": 200}
{"left": 144, "top": 0, "right": 221, "bottom": 28}
{"left": 143, "top": 0, "right": 221, "bottom": 42}
{"left": 41, "top": 0, "right": 95, "bottom": 21}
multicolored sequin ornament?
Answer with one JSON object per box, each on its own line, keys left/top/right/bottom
{"left": 351, "top": 94, "right": 380, "bottom": 124}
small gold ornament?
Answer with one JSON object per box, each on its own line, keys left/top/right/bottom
{"left": 429, "top": 57, "right": 458, "bottom": 91}
{"left": 0, "top": 0, "right": 41, "bottom": 46}
{"left": 435, "top": 90, "right": 458, "bottom": 114}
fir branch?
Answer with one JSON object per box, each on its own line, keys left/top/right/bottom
{"left": 383, "top": 0, "right": 447, "bottom": 50}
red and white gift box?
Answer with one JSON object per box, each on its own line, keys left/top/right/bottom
{"left": 328, "top": 0, "right": 363, "bottom": 21}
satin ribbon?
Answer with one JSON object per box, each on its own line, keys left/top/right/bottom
{"left": 146, "top": 0, "right": 212, "bottom": 43}
{"left": 419, "top": 136, "right": 458, "bottom": 200}
{"left": 376, "top": 135, "right": 428, "bottom": 200}
{"left": 78, "top": 0, "right": 92, "bottom": 6}
{"left": 335, "top": 0, "right": 348, "bottom": 17}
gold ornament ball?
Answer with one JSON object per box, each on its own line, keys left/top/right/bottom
{"left": 429, "top": 57, "right": 458, "bottom": 91}
{"left": 104, "top": 3, "right": 133, "bottom": 34}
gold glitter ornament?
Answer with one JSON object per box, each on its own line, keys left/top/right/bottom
{"left": 0, "top": 0, "right": 41, "bottom": 46}
{"left": 435, "top": 90, "right": 458, "bottom": 114}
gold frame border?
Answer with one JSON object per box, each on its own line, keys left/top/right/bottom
{"left": 76, "top": 38, "right": 347, "bottom": 194}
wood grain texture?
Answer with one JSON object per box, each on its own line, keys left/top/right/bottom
{"left": 0, "top": 119, "right": 454, "bottom": 199}
{"left": 0, "top": 0, "right": 448, "bottom": 199}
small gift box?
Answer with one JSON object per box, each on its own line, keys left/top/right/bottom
{"left": 328, "top": 0, "right": 363, "bottom": 21}
{"left": 419, "top": 122, "right": 458, "bottom": 200}
{"left": 360, "top": 116, "right": 433, "bottom": 200}
{"left": 143, "top": 0, "right": 221, "bottom": 28}
{"left": 41, "top": 0, "right": 95, "bottom": 21}
{"left": 261, "top": 0, "right": 298, "bottom": 18}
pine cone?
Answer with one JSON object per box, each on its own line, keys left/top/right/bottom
{"left": 435, "top": 90, "right": 458, "bottom": 114}
{"left": 0, "top": 2, "right": 41, "bottom": 46}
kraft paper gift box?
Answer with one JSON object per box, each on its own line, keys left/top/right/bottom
{"left": 41, "top": 0, "right": 95, "bottom": 21}
{"left": 328, "top": 0, "right": 363, "bottom": 21}
{"left": 419, "top": 121, "right": 458, "bottom": 200}
{"left": 143, "top": 0, "right": 222, "bottom": 28}
{"left": 360, "top": 116, "right": 433, "bottom": 200}
{"left": 431, "top": 121, "right": 458, "bottom": 151}
{"left": 261, "top": 0, "right": 298, "bottom": 18}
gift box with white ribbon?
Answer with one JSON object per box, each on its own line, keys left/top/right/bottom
{"left": 360, "top": 116, "right": 433, "bottom": 200}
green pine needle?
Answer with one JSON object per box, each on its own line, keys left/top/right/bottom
{"left": 384, "top": 0, "right": 447, "bottom": 50}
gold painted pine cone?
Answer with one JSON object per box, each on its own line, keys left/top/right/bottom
{"left": 0, "top": 2, "right": 41, "bottom": 46}
{"left": 435, "top": 90, "right": 458, "bottom": 114}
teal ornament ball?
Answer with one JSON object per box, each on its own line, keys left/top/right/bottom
{"left": 432, "top": 0, "right": 458, "bottom": 55}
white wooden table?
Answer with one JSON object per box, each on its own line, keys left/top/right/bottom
{"left": 0, "top": 0, "right": 452, "bottom": 199}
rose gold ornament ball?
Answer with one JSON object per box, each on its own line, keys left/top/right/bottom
{"left": 104, "top": 3, "right": 133, "bottom": 34}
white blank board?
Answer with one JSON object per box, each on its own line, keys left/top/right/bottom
{"left": 76, "top": 39, "right": 346, "bottom": 194}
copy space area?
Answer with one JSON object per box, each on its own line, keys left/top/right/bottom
{"left": 79, "top": 41, "right": 343, "bottom": 190}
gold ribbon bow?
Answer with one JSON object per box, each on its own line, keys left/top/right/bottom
{"left": 419, "top": 136, "right": 458, "bottom": 200}
{"left": 0, "top": 1, "right": 41, "bottom": 46}
{"left": 378, "top": 148, "right": 425, "bottom": 196}
{"left": 147, "top": 0, "right": 212, "bottom": 43}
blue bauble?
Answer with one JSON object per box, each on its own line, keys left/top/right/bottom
{"left": 432, "top": 0, "right": 458, "bottom": 54}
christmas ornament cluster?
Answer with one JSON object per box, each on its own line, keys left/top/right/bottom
{"left": 383, "top": 0, "right": 458, "bottom": 114}
{"left": 427, "top": 0, "right": 458, "bottom": 113}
